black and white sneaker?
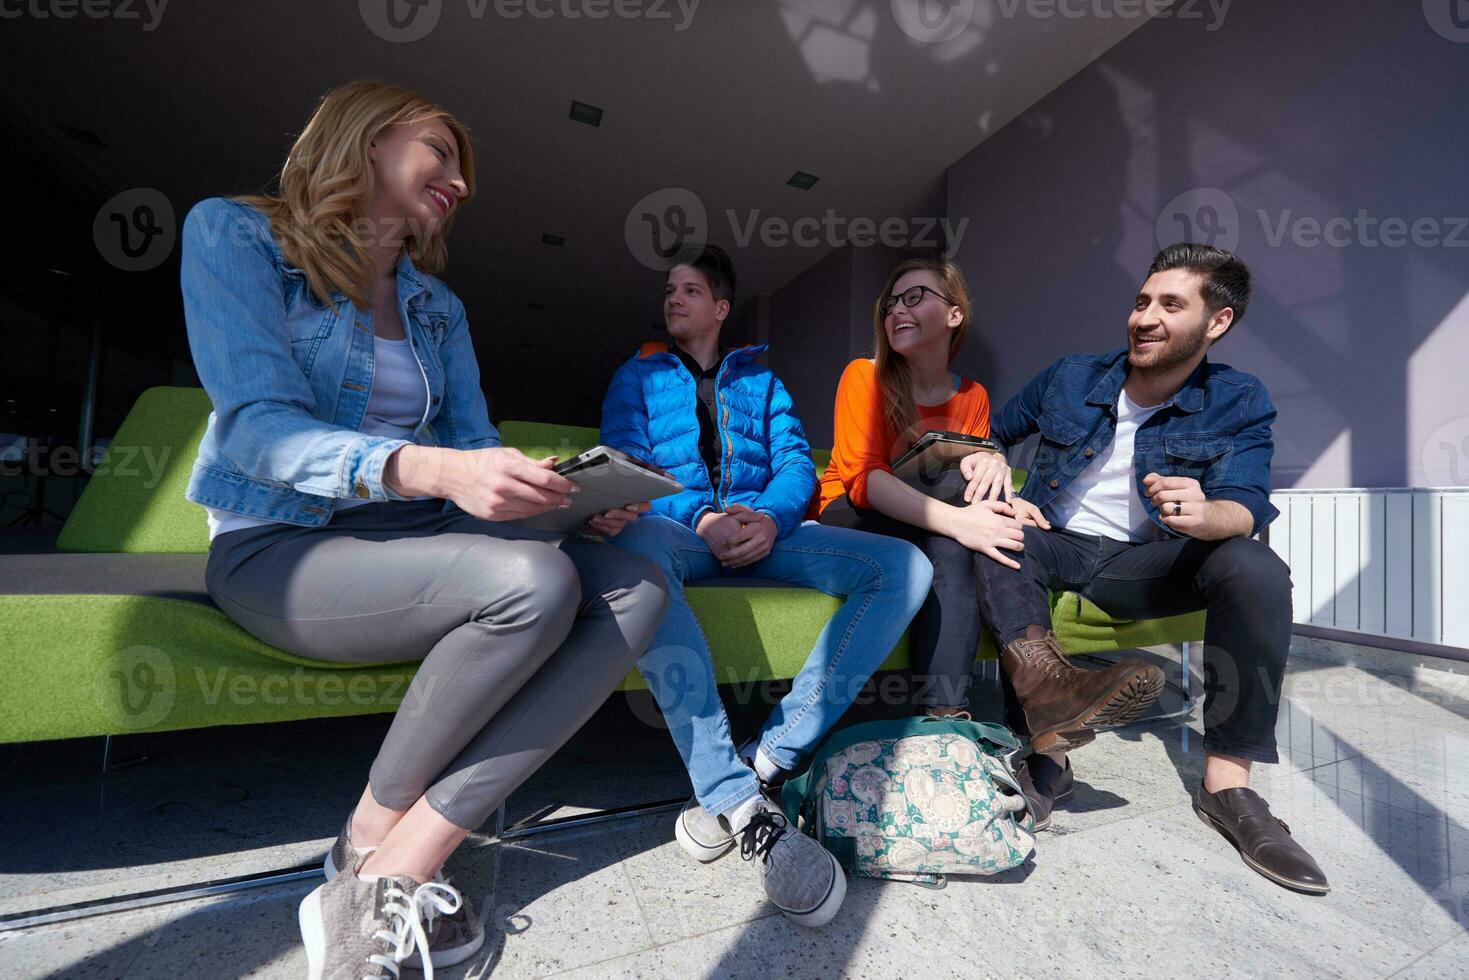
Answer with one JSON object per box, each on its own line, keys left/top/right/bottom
{"left": 732, "top": 796, "right": 846, "bottom": 928}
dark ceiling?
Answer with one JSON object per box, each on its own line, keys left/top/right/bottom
{"left": 2, "top": 0, "right": 1148, "bottom": 425}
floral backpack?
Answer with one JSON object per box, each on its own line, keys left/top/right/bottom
{"left": 779, "top": 716, "right": 1036, "bottom": 887}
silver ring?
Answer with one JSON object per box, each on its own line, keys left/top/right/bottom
{"left": 1172, "top": 501, "right": 1183, "bottom": 516}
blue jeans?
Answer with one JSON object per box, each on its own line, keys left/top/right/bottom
{"left": 612, "top": 515, "right": 933, "bottom": 818}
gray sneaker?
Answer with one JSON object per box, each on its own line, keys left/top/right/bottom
{"left": 673, "top": 797, "right": 736, "bottom": 863}
{"left": 299, "top": 859, "right": 463, "bottom": 979}
{"left": 321, "top": 819, "right": 485, "bottom": 970}
{"left": 323, "top": 813, "right": 371, "bottom": 881}
{"left": 733, "top": 796, "right": 846, "bottom": 928}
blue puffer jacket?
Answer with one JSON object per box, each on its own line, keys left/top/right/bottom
{"left": 599, "top": 342, "right": 817, "bottom": 538}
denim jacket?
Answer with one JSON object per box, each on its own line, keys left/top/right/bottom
{"left": 991, "top": 349, "right": 1279, "bottom": 538}
{"left": 180, "top": 197, "right": 499, "bottom": 527}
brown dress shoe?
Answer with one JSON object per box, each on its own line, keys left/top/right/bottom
{"left": 1194, "top": 784, "right": 1330, "bottom": 894}
{"left": 1000, "top": 631, "right": 1165, "bottom": 753}
{"left": 1012, "top": 759, "right": 1055, "bottom": 831}
{"left": 1029, "top": 754, "right": 1074, "bottom": 805}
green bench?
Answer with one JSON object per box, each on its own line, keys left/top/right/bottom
{"left": 0, "top": 386, "right": 1204, "bottom": 745}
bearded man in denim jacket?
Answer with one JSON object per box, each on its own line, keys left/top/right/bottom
{"left": 977, "top": 243, "right": 1327, "bottom": 894}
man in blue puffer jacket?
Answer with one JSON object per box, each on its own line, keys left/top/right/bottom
{"left": 601, "top": 245, "right": 933, "bottom": 928}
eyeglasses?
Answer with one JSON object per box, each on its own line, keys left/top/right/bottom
{"left": 881, "top": 284, "right": 955, "bottom": 316}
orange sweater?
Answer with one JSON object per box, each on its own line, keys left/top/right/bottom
{"left": 815, "top": 357, "right": 991, "bottom": 515}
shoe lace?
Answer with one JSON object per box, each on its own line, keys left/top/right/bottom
{"left": 1015, "top": 638, "right": 1068, "bottom": 681}
{"left": 365, "top": 880, "right": 462, "bottom": 980}
{"left": 737, "top": 809, "right": 788, "bottom": 866}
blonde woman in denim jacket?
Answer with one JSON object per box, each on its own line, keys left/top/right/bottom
{"left": 181, "top": 80, "right": 668, "bottom": 980}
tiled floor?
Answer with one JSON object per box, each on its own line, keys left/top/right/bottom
{"left": 2, "top": 653, "right": 1467, "bottom": 979}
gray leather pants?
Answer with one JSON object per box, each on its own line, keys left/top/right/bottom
{"left": 205, "top": 500, "right": 669, "bottom": 829}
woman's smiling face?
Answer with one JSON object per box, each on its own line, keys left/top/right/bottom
{"left": 367, "top": 117, "right": 467, "bottom": 238}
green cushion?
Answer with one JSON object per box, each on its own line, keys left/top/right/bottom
{"left": 1051, "top": 592, "right": 1205, "bottom": 653}
{"left": 10, "top": 393, "right": 1199, "bottom": 745}
{"left": 0, "top": 588, "right": 915, "bottom": 743}
{"left": 497, "top": 421, "right": 600, "bottom": 461}
{"left": 56, "top": 387, "right": 212, "bottom": 555}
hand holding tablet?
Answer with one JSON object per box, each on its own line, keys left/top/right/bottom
{"left": 512, "top": 445, "right": 684, "bottom": 533}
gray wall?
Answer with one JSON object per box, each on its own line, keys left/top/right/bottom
{"left": 946, "top": 0, "right": 1469, "bottom": 489}
{"left": 767, "top": 243, "right": 918, "bottom": 448}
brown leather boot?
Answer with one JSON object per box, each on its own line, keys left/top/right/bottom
{"left": 1000, "top": 630, "right": 1166, "bottom": 753}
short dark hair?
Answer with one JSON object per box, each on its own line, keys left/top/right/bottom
{"left": 1147, "top": 242, "right": 1252, "bottom": 330}
{"left": 672, "top": 243, "right": 737, "bottom": 304}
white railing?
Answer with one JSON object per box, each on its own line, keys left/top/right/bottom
{"left": 1267, "top": 488, "right": 1469, "bottom": 648}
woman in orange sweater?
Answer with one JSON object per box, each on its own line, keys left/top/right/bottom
{"left": 817, "top": 258, "right": 1046, "bottom": 716}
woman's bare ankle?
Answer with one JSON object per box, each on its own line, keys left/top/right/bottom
{"left": 350, "top": 786, "right": 406, "bottom": 850}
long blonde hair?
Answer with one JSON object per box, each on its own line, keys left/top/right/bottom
{"left": 237, "top": 79, "right": 476, "bottom": 309}
{"left": 872, "top": 258, "right": 973, "bottom": 437}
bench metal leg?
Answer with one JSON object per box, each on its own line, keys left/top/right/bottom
{"left": 0, "top": 863, "right": 324, "bottom": 932}
{"left": 492, "top": 797, "right": 684, "bottom": 841}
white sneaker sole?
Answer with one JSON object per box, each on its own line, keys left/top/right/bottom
{"left": 674, "top": 811, "right": 736, "bottom": 864}
{"left": 299, "top": 885, "right": 327, "bottom": 980}
{"left": 403, "top": 926, "right": 487, "bottom": 970}
{"left": 779, "top": 852, "right": 847, "bottom": 929}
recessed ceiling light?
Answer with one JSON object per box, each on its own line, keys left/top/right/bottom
{"left": 528, "top": 302, "right": 546, "bottom": 311}
{"left": 541, "top": 233, "right": 565, "bottom": 247}
{"left": 569, "top": 101, "right": 604, "bottom": 127}
{"left": 58, "top": 124, "right": 105, "bottom": 148}
{"left": 787, "top": 171, "right": 820, "bottom": 191}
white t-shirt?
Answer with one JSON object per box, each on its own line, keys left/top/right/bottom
{"left": 205, "top": 335, "right": 429, "bottom": 541}
{"left": 1047, "top": 389, "right": 1165, "bottom": 544}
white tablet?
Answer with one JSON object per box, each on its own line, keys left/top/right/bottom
{"left": 512, "top": 445, "right": 684, "bottom": 533}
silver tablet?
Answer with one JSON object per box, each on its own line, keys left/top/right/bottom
{"left": 513, "top": 445, "right": 684, "bottom": 533}
{"left": 890, "top": 431, "right": 1002, "bottom": 501}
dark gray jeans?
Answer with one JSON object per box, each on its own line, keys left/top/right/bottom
{"left": 205, "top": 500, "right": 669, "bottom": 830}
